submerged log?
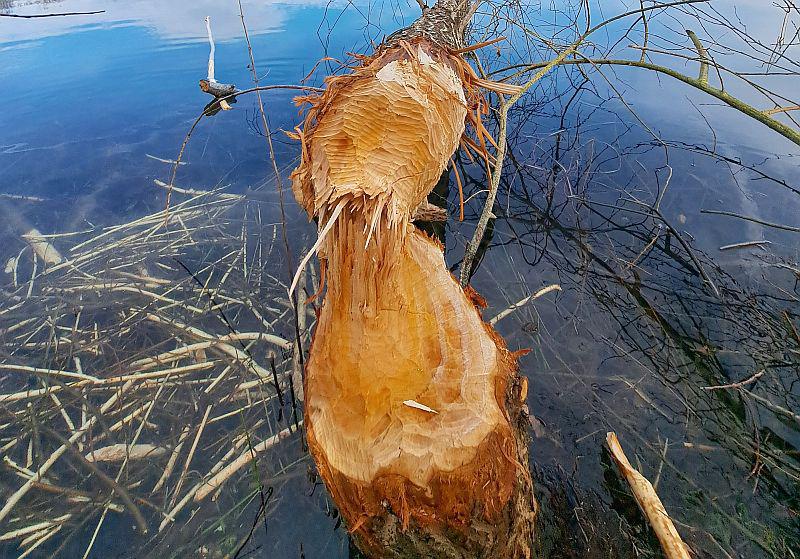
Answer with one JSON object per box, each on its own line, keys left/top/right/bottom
{"left": 290, "top": 2, "right": 536, "bottom": 556}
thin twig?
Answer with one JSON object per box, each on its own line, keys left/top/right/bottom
{"left": 194, "top": 424, "right": 299, "bottom": 502}
{"left": 489, "top": 284, "right": 562, "bottom": 326}
{"left": 170, "top": 404, "right": 212, "bottom": 506}
{"left": 719, "top": 240, "right": 771, "bottom": 251}
{"left": 701, "top": 209, "right": 800, "bottom": 232}
{"left": 703, "top": 370, "right": 765, "bottom": 391}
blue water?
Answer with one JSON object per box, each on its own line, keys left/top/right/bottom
{"left": 1, "top": 2, "right": 391, "bottom": 234}
{"left": 1, "top": 1, "right": 799, "bottom": 558}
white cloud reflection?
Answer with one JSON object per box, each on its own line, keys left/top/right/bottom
{"left": 0, "top": 0, "right": 349, "bottom": 43}
{"left": 4, "top": 0, "right": 792, "bottom": 49}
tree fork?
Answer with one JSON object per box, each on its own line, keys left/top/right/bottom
{"left": 290, "top": 2, "right": 537, "bottom": 557}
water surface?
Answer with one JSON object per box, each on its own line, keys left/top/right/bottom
{"left": 1, "top": 1, "right": 798, "bottom": 558}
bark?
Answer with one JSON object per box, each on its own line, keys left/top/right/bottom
{"left": 198, "top": 79, "right": 237, "bottom": 98}
{"left": 411, "top": 198, "right": 449, "bottom": 223}
{"left": 289, "top": 3, "right": 537, "bottom": 557}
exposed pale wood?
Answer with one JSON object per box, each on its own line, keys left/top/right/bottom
{"left": 85, "top": 443, "right": 167, "bottom": 463}
{"left": 198, "top": 16, "right": 237, "bottom": 99}
{"left": 606, "top": 432, "right": 691, "bottom": 559}
{"left": 290, "top": 35, "right": 536, "bottom": 558}
{"left": 194, "top": 424, "right": 298, "bottom": 502}
{"left": 22, "top": 228, "right": 64, "bottom": 265}
{"left": 411, "top": 199, "right": 448, "bottom": 222}
{"left": 489, "top": 284, "right": 562, "bottom": 326}
{"left": 718, "top": 240, "right": 771, "bottom": 251}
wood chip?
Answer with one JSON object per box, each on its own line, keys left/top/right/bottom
{"left": 402, "top": 400, "right": 438, "bottom": 414}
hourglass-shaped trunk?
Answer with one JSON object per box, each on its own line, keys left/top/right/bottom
{"left": 289, "top": 5, "right": 537, "bottom": 556}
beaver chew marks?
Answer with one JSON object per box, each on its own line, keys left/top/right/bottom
{"left": 291, "top": 40, "right": 536, "bottom": 559}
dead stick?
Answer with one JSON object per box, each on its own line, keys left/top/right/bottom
{"left": 0, "top": 382, "right": 132, "bottom": 524}
{"left": 195, "top": 424, "right": 299, "bottom": 501}
{"left": 703, "top": 369, "right": 765, "bottom": 390}
{"left": 171, "top": 404, "right": 212, "bottom": 506}
{"left": 40, "top": 425, "right": 148, "bottom": 533}
{"left": 701, "top": 209, "right": 800, "bottom": 232}
{"left": 606, "top": 432, "right": 691, "bottom": 559}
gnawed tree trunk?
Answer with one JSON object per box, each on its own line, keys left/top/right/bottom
{"left": 290, "top": 2, "right": 537, "bottom": 556}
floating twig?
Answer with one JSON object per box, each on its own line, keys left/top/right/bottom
{"left": 0, "top": 193, "right": 46, "bottom": 202}
{"left": 145, "top": 154, "right": 187, "bottom": 166}
{"left": 198, "top": 16, "right": 236, "bottom": 101}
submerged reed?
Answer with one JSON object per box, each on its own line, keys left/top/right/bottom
{"left": 0, "top": 185, "right": 312, "bottom": 558}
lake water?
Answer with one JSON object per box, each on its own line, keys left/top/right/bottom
{"left": 1, "top": 1, "right": 798, "bottom": 558}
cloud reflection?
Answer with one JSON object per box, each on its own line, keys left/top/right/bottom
{"left": 0, "top": 0, "right": 347, "bottom": 43}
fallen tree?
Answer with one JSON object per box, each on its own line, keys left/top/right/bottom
{"left": 288, "top": 1, "right": 537, "bottom": 557}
